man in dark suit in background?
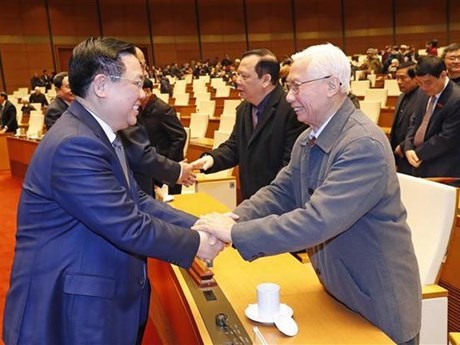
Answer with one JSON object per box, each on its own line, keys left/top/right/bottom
{"left": 139, "top": 78, "right": 187, "bottom": 194}
{"left": 2, "top": 37, "right": 223, "bottom": 345}
{"left": 404, "top": 55, "right": 460, "bottom": 177}
{"left": 389, "top": 62, "right": 420, "bottom": 174}
{"left": 120, "top": 47, "right": 195, "bottom": 196}
{"left": 44, "top": 72, "right": 74, "bottom": 129}
{"left": 191, "top": 48, "right": 306, "bottom": 200}
{"left": 29, "top": 86, "right": 49, "bottom": 107}
{"left": 0, "top": 92, "right": 18, "bottom": 134}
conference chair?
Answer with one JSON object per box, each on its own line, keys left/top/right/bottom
{"left": 26, "top": 111, "right": 45, "bottom": 138}
{"left": 350, "top": 80, "right": 370, "bottom": 97}
{"left": 174, "top": 93, "right": 190, "bottom": 107}
{"left": 183, "top": 127, "right": 190, "bottom": 157}
{"left": 210, "top": 77, "right": 225, "bottom": 89}
{"left": 194, "top": 92, "right": 211, "bottom": 104}
{"left": 217, "top": 114, "right": 236, "bottom": 132}
{"left": 384, "top": 79, "right": 401, "bottom": 97}
{"left": 364, "top": 88, "right": 388, "bottom": 108}
{"left": 367, "top": 73, "right": 377, "bottom": 87}
{"left": 221, "top": 99, "right": 242, "bottom": 116}
{"left": 189, "top": 113, "right": 209, "bottom": 138}
{"left": 397, "top": 173, "right": 458, "bottom": 345}
{"left": 215, "top": 85, "right": 231, "bottom": 98}
{"left": 359, "top": 100, "right": 381, "bottom": 124}
{"left": 196, "top": 100, "right": 216, "bottom": 118}
{"left": 156, "top": 93, "right": 170, "bottom": 104}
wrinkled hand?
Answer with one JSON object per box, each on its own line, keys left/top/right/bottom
{"left": 405, "top": 149, "right": 422, "bottom": 168}
{"left": 196, "top": 230, "right": 225, "bottom": 262}
{"left": 190, "top": 155, "right": 214, "bottom": 171}
{"left": 192, "top": 212, "right": 237, "bottom": 244}
{"left": 177, "top": 161, "right": 196, "bottom": 187}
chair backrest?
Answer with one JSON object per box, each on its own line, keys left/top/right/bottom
{"left": 194, "top": 92, "right": 211, "bottom": 103}
{"left": 367, "top": 73, "right": 376, "bottom": 87}
{"left": 222, "top": 99, "right": 242, "bottom": 116}
{"left": 359, "top": 100, "right": 381, "bottom": 124}
{"left": 397, "top": 173, "right": 458, "bottom": 286}
{"left": 172, "top": 80, "right": 186, "bottom": 97}
{"left": 184, "top": 74, "right": 193, "bottom": 84}
{"left": 215, "top": 85, "right": 230, "bottom": 98}
{"left": 364, "top": 88, "right": 388, "bottom": 107}
{"left": 218, "top": 114, "right": 236, "bottom": 132}
{"left": 27, "top": 111, "right": 45, "bottom": 137}
{"left": 174, "top": 93, "right": 190, "bottom": 106}
{"left": 189, "top": 113, "right": 209, "bottom": 138}
{"left": 384, "top": 79, "right": 401, "bottom": 97}
{"left": 30, "top": 103, "right": 43, "bottom": 113}
{"left": 213, "top": 130, "right": 231, "bottom": 148}
{"left": 196, "top": 100, "right": 216, "bottom": 117}
{"left": 350, "top": 80, "right": 370, "bottom": 97}
{"left": 157, "top": 93, "right": 170, "bottom": 104}
{"left": 210, "top": 77, "right": 225, "bottom": 88}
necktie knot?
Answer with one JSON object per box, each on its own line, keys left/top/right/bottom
{"left": 308, "top": 136, "right": 316, "bottom": 147}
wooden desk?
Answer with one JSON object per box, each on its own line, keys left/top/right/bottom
{"left": 147, "top": 193, "right": 393, "bottom": 344}
{"left": 6, "top": 136, "right": 39, "bottom": 179}
{"left": 0, "top": 133, "right": 13, "bottom": 171}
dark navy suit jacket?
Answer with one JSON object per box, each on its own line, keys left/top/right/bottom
{"left": 3, "top": 100, "right": 199, "bottom": 345}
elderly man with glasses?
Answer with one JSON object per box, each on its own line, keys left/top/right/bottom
{"left": 193, "top": 43, "right": 421, "bottom": 345}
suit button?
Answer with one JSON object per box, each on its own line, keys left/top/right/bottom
{"left": 315, "top": 267, "right": 321, "bottom": 275}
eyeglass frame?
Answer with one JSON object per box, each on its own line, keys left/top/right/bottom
{"left": 109, "top": 75, "right": 144, "bottom": 89}
{"left": 286, "top": 75, "right": 332, "bottom": 94}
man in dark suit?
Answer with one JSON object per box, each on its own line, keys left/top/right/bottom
{"left": 138, "top": 78, "right": 187, "bottom": 194}
{"left": 404, "top": 55, "right": 460, "bottom": 177}
{"left": 191, "top": 49, "right": 306, "bottom": 200}
{"left": 120, "top": 47, "right": 195, "bottom": 197}
{"left": 0, "top": 92, "right": 18, "bottom": 134}
{"left": 2, "top": 37, "right": 223, "bottom": 345}
{"left": 44, "top": 72, "right": 74, "bottom": 129}
{"left": 389, "top": 62, "right": 420, "bottom": 174}
{"left": 442, "top": 42, "right": 460, "bottom": 85}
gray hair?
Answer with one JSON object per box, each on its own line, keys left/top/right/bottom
{"left": 291, "top": 43, "right": 351, "bottom": 94}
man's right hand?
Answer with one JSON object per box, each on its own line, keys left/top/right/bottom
{"left": 177, "top": 162, "right": 196, "bottom": 187}
{"left": 196, "top": 231, "right": 225, "bottom": 262}
{"left": 190, "top": 155, "right": 214, "bottom": 171}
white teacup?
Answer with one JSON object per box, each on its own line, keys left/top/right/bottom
{"left": 257, "top": 282, "right": 280, "bottom": 320}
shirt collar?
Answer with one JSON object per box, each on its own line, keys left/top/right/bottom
{"left": 81, "top": 105, "right": 117, "bottom": 143}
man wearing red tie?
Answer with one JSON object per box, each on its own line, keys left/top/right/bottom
{"left": 404, "top": 55, "right": 460, "bottom": 178}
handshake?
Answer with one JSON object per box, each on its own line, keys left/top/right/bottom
{"left": 192, "top": 212, "right": 239, "bottom": 262}
{"left": 175, "top": 155, "right": 214, "bottom": 187}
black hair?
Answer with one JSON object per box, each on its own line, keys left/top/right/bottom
{"left": 53, "top": 72, "right": 68, "bottom": 89}
{"left": 69, "top": 37, "right": 136, "bottom": 97}
{"left": 241, "top": 48, "right": 280, "bottom": 85}
{"left": 0, "top": 91, "right": 7, "bottom": 100}
{"left": 142, "top": 78, "right": 153, "bottom": 90}
{"left": 397, "top": 61, "right": 417, "bottom": 78}
{"left": 415, "top": 56, "right": 446, "bottom": 78}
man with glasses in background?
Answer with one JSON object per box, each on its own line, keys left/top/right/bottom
{"left": 193, "top": 43, "right": 421, "bottom": 345}
{"left": 442, "top": 43, "right": 460, "bottom": 85}
{"left": 191, "top": 48, "right": 306, "bottom": 200}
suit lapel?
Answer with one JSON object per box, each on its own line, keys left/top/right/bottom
{"left": 426, "top": 81, "right": 452, "bottom": 134}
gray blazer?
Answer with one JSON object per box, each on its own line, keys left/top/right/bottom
{"left": 231, "top": 98, "right": 421, "bottom": 344}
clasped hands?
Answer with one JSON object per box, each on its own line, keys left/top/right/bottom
{"left": 405, "top": 149, "right": 423, "bottom": 168}
{"left": 193, "top": 212, "right": 239, "bottom": 262}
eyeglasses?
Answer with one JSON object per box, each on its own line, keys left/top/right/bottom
{"left": 286, "top": 75, "right": 332, "bottom": 94}
{"left": 109, "top": 75, "right": 144, "bottom": 89}
{"left": 446, "top": 55, "right": 460, "bottom": 62}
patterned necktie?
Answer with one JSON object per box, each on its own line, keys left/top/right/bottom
{"left": 414, "top": 96, "right": 437, "bottom": 147}
{"left": 112, "top": 135, "right": 130, "bottom": 185}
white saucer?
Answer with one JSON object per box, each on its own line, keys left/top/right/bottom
{"left": 244, "top": 303, "right": 293, "bottom": 324}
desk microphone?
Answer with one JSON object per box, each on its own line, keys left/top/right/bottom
{"left": 215, "top": 313, "right": 248, "bottom": 344}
